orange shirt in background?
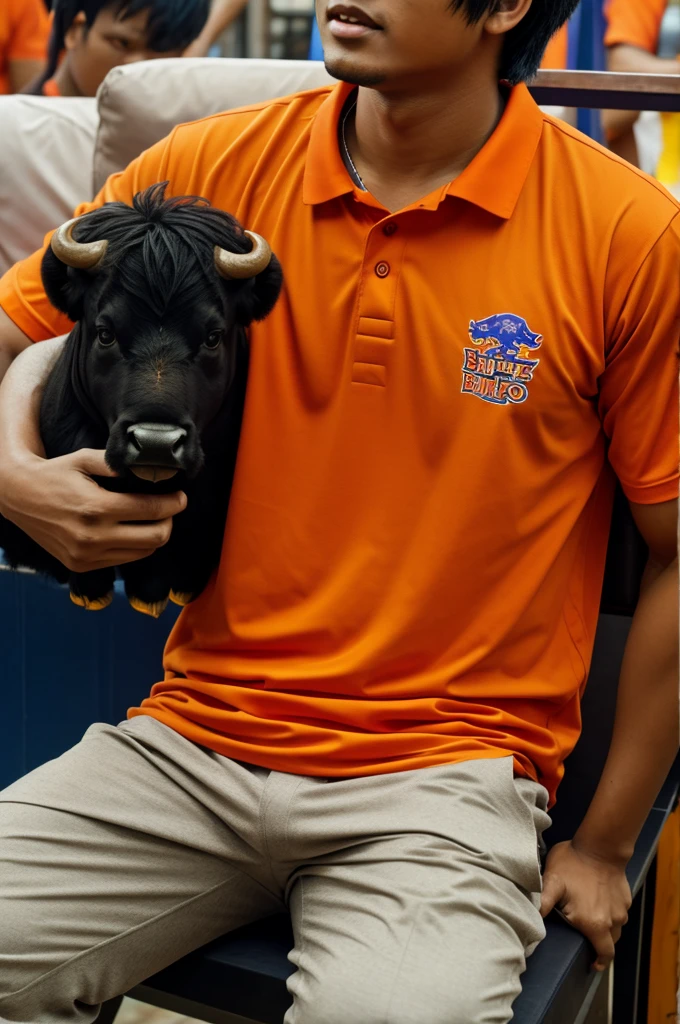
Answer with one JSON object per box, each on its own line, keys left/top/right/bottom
{"left": 541, "top": 0, "right": 669, "bottom": 70}
{"left": 0, "top": 0, "right": 50, "bottom": 94}
{"left": 0, "top": 85, "right": 677, "bottom": 806}
{"left": 604, "top": 0, "right": 668, "bottom": 52}
{"left": 541, "top": 26, "right": 568, "bottom": 69}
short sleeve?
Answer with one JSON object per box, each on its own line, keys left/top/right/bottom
{"left": 0, "top": 128, "right": 180, "bottom": 342}
{"left": 603, "top": 0, "right": 667, "bottom": 53}
{"left": 8, "top": 0, "right": 50, "bottom": 62}
{"left": 599, "top": 213, "right": 680, "bottom": 505}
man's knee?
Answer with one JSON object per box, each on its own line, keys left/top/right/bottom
{"left": 288, "top": 973, "right": 515, "bottom": 1024}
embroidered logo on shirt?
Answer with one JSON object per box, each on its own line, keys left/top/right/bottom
{"left": 461, "top": 314, "right": 542, "bottom": 406}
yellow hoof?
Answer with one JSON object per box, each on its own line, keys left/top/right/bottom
{"left": 70, "top": 590, "right": 113, "bottom": 611}
{"left": 169, "top": 590, "right": 193, "bottom": 607}
{"left": 129, "top": 596, "right": 169, "bottom": 619}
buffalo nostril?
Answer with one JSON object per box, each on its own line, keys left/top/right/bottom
{"left": 125, "top": 423, "right": 189, "bottom": 468}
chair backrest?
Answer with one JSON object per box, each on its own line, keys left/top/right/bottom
{"left": 93, "top": 57, "right": 334, "bottom": 193}
{"left": 0, "top": 95, "right": 98, "bottom": 276}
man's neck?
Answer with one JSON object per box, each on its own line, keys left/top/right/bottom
{"left": 347, "top": 75, "right": 505, "bottom": 213}
{"left": 52, "top": 61, "right": 83, "bottom": 97}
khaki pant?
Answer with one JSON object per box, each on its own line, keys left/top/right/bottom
{"left": 0, "top": 715, "right": 550, "bottom": 1024}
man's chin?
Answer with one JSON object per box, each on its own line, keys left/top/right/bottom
{"left": 323, "top": 59, "right": 386, "bottom": 88}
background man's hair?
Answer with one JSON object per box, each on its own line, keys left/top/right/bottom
{"left": 30, "top": 0, "right": 210, "bottom": 94}
{"left": 450, "top": 0, "right": 580, "bottom": 84}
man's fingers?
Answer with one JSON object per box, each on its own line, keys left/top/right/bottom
{"left": 76, "top": 520, "right": 175, "bottom": 554}
{"left": 67, "top": 448, "right": 118, "bottom": 478}
{"left": 540, "top": 874, "right": 566, "bottom": 918}
{"left": 114, "top": 489, "right": 188, "bottom": 523}
{"left": 66, "top": 549, "right": 161, "bottom": 572}
{"left": 108, "top": 521, "right": 174, "bottom": 550}
{"left": 590, "top": 929, "right": 616, "bottom": 972}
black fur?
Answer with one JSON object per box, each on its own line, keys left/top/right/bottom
{"left": 0, "top": 183, "right": 283, "bottom": 615}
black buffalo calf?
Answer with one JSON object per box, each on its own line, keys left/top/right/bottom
{"left": 0, "top": 182, "right": 283, "bottom": 616}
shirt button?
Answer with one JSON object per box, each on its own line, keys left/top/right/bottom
{"left": 375, "top": 261, "right": 390, "bottom": 278}
{"left": 383, "top": 223, "right": 398, "bottom": 236}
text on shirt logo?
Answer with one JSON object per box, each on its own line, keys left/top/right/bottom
{"left": 461, "top": 313, "right": 543, "bottom": 406}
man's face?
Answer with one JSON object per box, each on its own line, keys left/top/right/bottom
{"left": 65, "top": 7, "right": 184, "bottom": 97}
{"left": 317, "top": 0, "right": 490, "bottom": 88}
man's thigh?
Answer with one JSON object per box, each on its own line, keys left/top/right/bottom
{"left": 284, "top": 756, "right": 550, "bottom": 1024}
{"left": 0, "top": 715, "right": 283, "bottom": 1024}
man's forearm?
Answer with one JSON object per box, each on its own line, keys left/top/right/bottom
{"left": 572, "top": 557, "right": 678, "bottom": 863}
{"left": 607, "top": 44, "right": 680, "bottom": 77}
{"left": 184, "top": 0, "right": 250, "bottom": 57}
{"left": 603, "top": 46, "right": 679, "bottom": 145}
{"left": 0, "top": 336, "right": 65, "bottom": 470}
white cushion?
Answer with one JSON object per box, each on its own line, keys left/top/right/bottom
{"left": 0, "top": 95, "right": 98, "bottom": 276}
{"left": 94, "top": 57, "right": 334, "bottom": 194}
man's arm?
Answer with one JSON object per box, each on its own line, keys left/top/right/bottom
{"left": 0, "top": 307, "right": 32, "bottom": 381}
{"left": 603, "top": 45, "right": 679, "bottom": 162}
{"left": 7, "top": 0, "right": 49, "bottom": 94}
{"left": 541, "top": 499, "right": 678, "bottom": 970}
{"left": 183, "top": 0, "right": 250, "bottom": 58}
{"left": 8, "top": 58, "right": 45, "bottom": 93}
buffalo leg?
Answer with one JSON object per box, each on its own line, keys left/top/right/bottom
{"left": 69, "top": 568, "right": 115, "bottom": 611}
{"left": 166, "top": 519, "right": 224, "bottom": 607}
{"left": 119, "top": 551, "right": 173, "bottom": 619}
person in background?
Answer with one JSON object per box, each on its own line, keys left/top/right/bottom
{"left": 183, "top": 0, "right": 250, "bottom": 58}
{"left": 539, "top": 0, "right": 673, "bottom": 168}
{"left": 0, "top": 0, "right": 50, "bottom": 94}
{"left": 603, "top": 0, "right": 673, "bottom": 166}
{"left": 25, "top": 0, "right": 210, "bottom": 97}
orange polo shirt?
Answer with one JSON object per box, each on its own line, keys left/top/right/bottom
{"left": 0, "top": 0, "right": 50, "bottom": 95}
{"left": 1, "top": 84, "right": 678, "bottom": 804}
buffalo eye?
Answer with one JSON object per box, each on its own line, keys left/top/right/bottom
{"left": 96, "top": 327, "right": 116, "bottom": 347}
{"left": 205, "top": 329, "right": 224, "bottom": 350}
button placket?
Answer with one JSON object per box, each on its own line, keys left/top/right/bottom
{"left": 352, "top": 223, "right": 407, "bottom": 387}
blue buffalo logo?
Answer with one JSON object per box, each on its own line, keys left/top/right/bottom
{"left": 462, "top": 313, "right": 543, "bottom": 406}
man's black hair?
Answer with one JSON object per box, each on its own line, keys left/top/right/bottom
{"left": 30, "top": 0, "right": 209, "bottom": 93}
{"left": 450, "top": 0, "right": 580, "bottom": 84}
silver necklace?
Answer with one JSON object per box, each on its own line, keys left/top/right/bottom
{"left": 341, "top": 99, "right": 367, "bottom": 191}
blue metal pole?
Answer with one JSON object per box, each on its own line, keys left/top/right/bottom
{"left": 309, "top": 15, "right": 323, "bottom": 60}
{"left": 572, "top": 0, "right": 606, "bottom": 142}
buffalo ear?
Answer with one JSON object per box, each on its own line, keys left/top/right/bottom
{"left": 229, "top": 253, "right": 284, "bottom": 327}
{"left": 40, "top": 246, "right": 90, "bottom": 322}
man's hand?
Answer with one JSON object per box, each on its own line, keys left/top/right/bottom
{"left": 0, "top": 448, "right": 187, "bottom": 573}
{"left": 540, "top": 841, "right": 632, "bottom": 972}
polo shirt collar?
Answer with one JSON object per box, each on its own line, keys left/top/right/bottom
{"left": 303, "top": 80, "right": 544, "bottom": 221}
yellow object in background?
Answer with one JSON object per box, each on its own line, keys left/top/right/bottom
{"left": 656, "top": 112, "right": 680, "bottom": 186}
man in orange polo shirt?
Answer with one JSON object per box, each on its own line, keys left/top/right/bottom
{"left": 0, "top": 0, "right": 677, "bottom": 1021}
{"left": 0, "top": 0, "right": 50, "bottom": 93}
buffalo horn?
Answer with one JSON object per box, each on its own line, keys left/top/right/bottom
{"left": 214, "top": 231, "right": 271, "bottom": 280}
{"left": 50, "top": 218, "right": 108, "bottom": 271}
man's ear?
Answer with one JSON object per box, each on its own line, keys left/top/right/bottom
{"left": 64, "top": 10, "right": 87, "bottom": 52}
{"left": 484, "top": 0, "right": 532, "bottom": 36}
{"left": 230, "top": 253, "right": 284, "bottom": 327}
{"left": 40, "top": 246, "right": 90, "bottom": 322}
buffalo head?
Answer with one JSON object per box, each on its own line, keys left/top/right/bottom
{"left": 40, "top": 182, "right": 283, "bottom": 483}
